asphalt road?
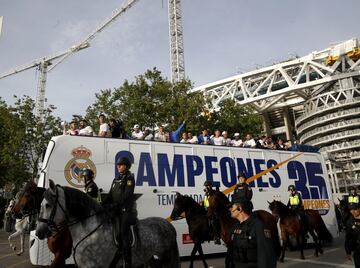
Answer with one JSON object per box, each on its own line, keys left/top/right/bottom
{"left": 0, "top": 229, "right": 355, "bottom": 268}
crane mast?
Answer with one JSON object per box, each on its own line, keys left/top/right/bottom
{"left": 168, "top": 0, "right": 185, "bottom": 82}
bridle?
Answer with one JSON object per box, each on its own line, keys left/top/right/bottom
{"left": 38, "top": 185, "right": 68, "bottom": 234}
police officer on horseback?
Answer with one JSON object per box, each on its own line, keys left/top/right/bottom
{"left": 202, "top": 181, "right": 221, "bottom": 245}
{"left": 104, "top": 157, "right": 136, "bottom": 268}
{"left": 287, "top": 185, "right": 308, "bottom": 229}
{"left": 348, "top": 186, "right": 360, "bottom": 207}
{"left": 227, "top": 196, "right": 277, "bottom": 268}
{"left": 232, "top": 173, "right": 253, "bottom": 208}
{"left": 81, "top": 169, "right": 101, "bottom": 203}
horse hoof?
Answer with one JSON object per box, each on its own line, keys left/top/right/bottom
{"left": 280, "top": 258, "right": 284, "bottom": 263}
{"left": 319, "top": 249, "right": 324, "bottom": 254}
{"left": 12, "top": 246, "right": 16, "bottom": 251}
{"left": 17, "top": 251, "right": 23, "bottom": 256}
{"left": 301, "top": 256, "right": 305, "bottom": 260}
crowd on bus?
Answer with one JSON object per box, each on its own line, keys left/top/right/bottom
{"left": 63, "top": 113, "right": 304, "bottom": 151}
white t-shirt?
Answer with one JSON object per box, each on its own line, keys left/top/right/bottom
{"left": 144, "top": 133, "right": 154, "bottom": 140}
{"left": 243, "top": 138, "right": 256, "bottom": 148}
{"left": 188, "top": 136, "right": 198, "bottom": 144}
{"left": 132, "top": 130, "right": 144, "bottom": 140}
{"left": 231, "top": 139, "right": 243, "bottom": 147}
{"left": 79, "top": 126, "right": 94, "bottom": 136}
{"left": 180, "top": 139, "right": 189, "bottom": 143}
{"left": 154, "top": 132, "right": 168, "bottom": 142}
{"left": 211, "top": 136, "right": 224, "bottom": 146}
{"left": 98, "top": 123, "right": 110, "bottom": 136}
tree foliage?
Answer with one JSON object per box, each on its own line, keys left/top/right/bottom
{"left": 85, "top": 68, "right": 210, "bottom": 133}
{"left": 85, "top": 68, "right": 264, "bottom": 138}
{"left": 213, "top": 99, "right": 263, "bottom": 137}
{"left": 0, "top": 96, "right": 62, "bottom": 188}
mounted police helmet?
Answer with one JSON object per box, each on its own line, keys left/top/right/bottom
{"left": 288, "top": 185, "right": 296, "bottom": 191}
{"left": 350, "top": 186, "right": 357, "bottom": 191}
{"left": 82, "top": 169, "right": 94, "bottom": 178}
{"left": 204, "top": 181, "right": 213, "bottom": 187}
{"left": 117, "top": 157, "right": 132, "bottom": 169}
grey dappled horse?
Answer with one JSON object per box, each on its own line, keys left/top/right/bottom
{"left": 36, "top": 180, "right": 180, "bottom": 268}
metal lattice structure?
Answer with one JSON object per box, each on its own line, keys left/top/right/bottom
{"left": 191, "top": 38, "right": 360, "bottom": 193}
{"left": 168, "top": 0, "right": 185, "bottom": 82}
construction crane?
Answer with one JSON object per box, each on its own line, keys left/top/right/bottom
{"left": 168, "top": 0, "right": 185, "bottom": 83}
{"left": 0, "top": 0, "right": 139, "bottom": 120}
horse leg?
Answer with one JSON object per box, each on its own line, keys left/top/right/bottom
{"left": 279, "top": 231, "right": 288, "bottom": 262}
{"left": 16, "top": 231, "right": 25, "bottom": 255}
{"left": 189, "top": 243, "right": 199, "bottom": 268}
{"left": 309, "top": 229, "right": 322, "bottom": 256}
{"left": 197, "top": 243, "right": 208, "bottom": 268}
{"left": 296, "top": 234, "right": 305, "bottom": 260}
{"left": 8, "top": 230, "right": 21, "bottom": 251}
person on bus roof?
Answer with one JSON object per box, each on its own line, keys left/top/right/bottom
{"left": 348, "top": 186, "right": 360, "bottom": 206}
{"left": 103, "top": 157, "right": 136, "bottom": 268}
{"left": 202, "top": 181, "right": 221, "bottom": 245}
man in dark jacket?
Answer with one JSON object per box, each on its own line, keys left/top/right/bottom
{"left": 104, "top": 157, "right": 136, "bottom": 268}
{"left": 345, "top": 202, "right": 360, "bottom": 267}
{"left": 227, "top": 196, "right": 277, "bottom": 268}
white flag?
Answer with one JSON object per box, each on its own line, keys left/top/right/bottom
{"left": 0, "top": 16, "right": 3, "bottom": 37}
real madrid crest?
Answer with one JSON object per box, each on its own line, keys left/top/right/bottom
{"left": 64, "top": 146, "right": 97, "bottom": 188}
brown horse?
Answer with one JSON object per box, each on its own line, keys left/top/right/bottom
{"left": 207, "top": 191, "right": 281, "bottom": 258}
{"left": 268, "top": 200, "right": 332, "bottom": 262}
{"left": 170, "top": 192, "right": 210, "bottom": 268}
{"left": 12, "top": 180, "right": 73, "bottom": 268}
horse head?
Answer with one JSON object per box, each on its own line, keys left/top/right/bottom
{"left": 207, "top": 191, "right": 229, "bottom": 218}
{"left": 36, "top": 180, "right": 67, "bottom": 240}
{"left": 170, "top": 192, "right": 186, "bottom": 220}
{"left": 268, "top": 200, "right": 287, "bottom": 217}
{"left": 12, "top": 180, "right": 45, "bottom": 219}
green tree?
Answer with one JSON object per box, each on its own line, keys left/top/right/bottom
{"left": 85, "top": 68, "right": 210, "bottom": 134}
{"left": 0, "top": 98, "right": 27, "bottom": 188}
{"left": 214, "top": 99, "right": 263, "bottom": 138}
{"left": 0, "top": 96, "right": 62, "bottom": 187}
{"left": 11, "top": 96, "right": 62, "bottom": 180}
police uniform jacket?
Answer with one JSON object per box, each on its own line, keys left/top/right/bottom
{"left": 203, "top": 189, "right": 215, "bottom": 209}
{"left": 345, "top": 216, "right": 360, "bottom": 267}
{"left": 287, "top": 192, "right": 303, "bottom": 210}
{"left": 348, "top": 194, "right": 360, "bottom": 205}
{"left": 106, "top": 171, "right": 135, "bottom": 211}
{"left": 233, "top": 183, "right": 253, "bottom": 201}
{"left": 229, "top": 214, "right": 277, "bottom": 268}
{"left": 85, "top": 180, "right": 99, "bottom": 199}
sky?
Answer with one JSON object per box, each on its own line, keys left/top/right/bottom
{"left": 0, "top": 0, "right": 360, "bottom": 120}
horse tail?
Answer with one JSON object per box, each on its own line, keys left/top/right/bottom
{"left": 308, "top": 210, "right": 333, "bottom": 243}
{"left": 317, "top": 216, "right": 333, "bottom": 243}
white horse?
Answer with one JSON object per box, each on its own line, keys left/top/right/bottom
{"left": 36, "top": 180, "right": 180, "bottom": 268}
{"left": 6, "top": 199, "right": 29, "bottom": 255}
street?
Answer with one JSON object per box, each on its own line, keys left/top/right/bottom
{"left": 0, "top": 229, "right": 355, "bottom": 268}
